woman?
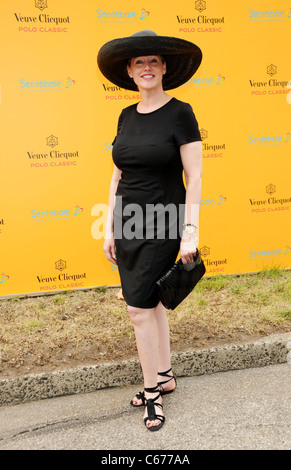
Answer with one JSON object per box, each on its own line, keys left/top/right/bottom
{"left": 97, "top": 30, "right": 202, "bottom": 431}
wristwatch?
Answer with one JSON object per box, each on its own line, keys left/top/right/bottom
{"left": 183, "top": 224, "right": 197, "bottom": 234}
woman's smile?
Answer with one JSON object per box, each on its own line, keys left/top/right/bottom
{"left": 141, "top": 73, "right": 155, "bottom": 80}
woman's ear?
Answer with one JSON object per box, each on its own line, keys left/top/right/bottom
{"left": 162, "top": 59, "right": 166, "bottom": 75}
{"left": 127, "top": 64, "right": 133, "bottom": 78}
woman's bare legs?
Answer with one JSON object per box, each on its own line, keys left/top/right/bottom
{"left": 127, "top": 304, "right": 163, "bottom": 429}
{"left": 129, "top": 302, "right": 175, "bottom": 418}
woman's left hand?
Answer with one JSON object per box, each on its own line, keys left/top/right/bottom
{"left": 180, "top": 234, "right": 197, "bottom": 265}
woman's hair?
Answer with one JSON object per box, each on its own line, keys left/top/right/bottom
{"left": 127, "top": 55, "right": 165, "bottom": 66}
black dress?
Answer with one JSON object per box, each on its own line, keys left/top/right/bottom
{"left": 112, "top": 98, "right": 201, "bottom": 308}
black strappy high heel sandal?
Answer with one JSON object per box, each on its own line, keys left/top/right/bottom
{"left": 158, "top": 367, "right": 177, "bottom": 395}
{"left": 143, "top": 385, "right": 165, "bottom": 432}
{"left": 130, "top": 368, "right": 177, "bottom": 407}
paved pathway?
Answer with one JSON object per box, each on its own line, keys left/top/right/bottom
{"left": 1, "top": 363, "right": 290, "bottom": 451}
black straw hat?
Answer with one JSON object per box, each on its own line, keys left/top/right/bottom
{"left": 97, "top": 30, "right": 202, "bottom": 91}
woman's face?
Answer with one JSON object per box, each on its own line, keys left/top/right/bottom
{"left": 127, "top": 55, "right": 166, "bottom": 91}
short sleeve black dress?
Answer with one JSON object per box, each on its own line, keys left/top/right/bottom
{"left": 112, "top": 97, "right": 201, "bottom": 309}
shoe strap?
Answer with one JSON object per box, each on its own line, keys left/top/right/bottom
{"left": 144, "top": 385, "right": 160, "bottom": 395}
{"left": 158, "top": 367, "right": 172, "bottom": 377}
{"left": 144, "top": 385, "right": 162, "bottom": 404}
{"left": 144, "top": 387, "right": 163, "bottom": 421}
{"left": 157, "top": 368, "right": 175, "bottom": 386}
{"left": 144, "top": 384, "right": 159, "bottom": 393}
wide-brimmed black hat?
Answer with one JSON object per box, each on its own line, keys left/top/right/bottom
{"left": 97, "top": 30, "right": 202, "bottom": 91}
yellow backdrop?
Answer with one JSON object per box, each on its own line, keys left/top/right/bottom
{"left": 0, "top": 0, "right": 290, "bottom": 298}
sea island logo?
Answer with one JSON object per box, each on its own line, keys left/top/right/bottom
{"left": 199, "top": 246, "right": 227, "bottom": 274}
{"left": 104, "top": 142, "right": 113, "bottom": 153}
{"left": 200, "top": 195, "right": 227, "bottom": 208}
{"left": 111, "top": 262, "right": 118, "bottom": 272}
{"left": 28, "top": 135, "right": 79, "bottom": 168}
{"left": 14, "top": 1, "right": 70, "bottom": 33}
{"left": 249, "top": 246, "right": 291, "bottom": 264}
{"left": 249, "top": 65, "right": 289, "bottom": 96}
{"left": 20, "top": 77, "right": 75, "bottom": 91}
{"left": 36, "top": 261, "right": 87, "bottom": 291}
{"left": 31, "top": 205, "right": 83, "bottom": 220}
{"left": 248, "top": 131, "right": 291, "bottom": 145}
{"left": 183, "top": 73, "right": 225, "bottom": 88}
{"left": 65, "top": 77, "right": 75, "bottom": 88}
{"left": 249, "top": 7, "right": 291, "bottom": 21}
{"left": 200, "top": 128, "right": 226, "bottom": 159}
{"left": 74, "top": 205, "right": 84, "bottom": 216}
{"left": 96, "top": 7, "right": 149, "bottom": 22}
{"left": 249, "top": 247, "right": 284, "bottom": 259}
{"left": 0, "top": 273, "right": 9, "bottom": 284}
{"left": 177, "top": 1, "right": 225, "bottom": 33}
{"left": 249, "top": 184, "right": 291, "bottom": 213}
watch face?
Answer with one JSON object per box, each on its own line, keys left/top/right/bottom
{"left": 185, "top": 226, "right": 195, "bottom": 234}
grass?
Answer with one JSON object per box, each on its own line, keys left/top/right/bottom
{"left": 0, "top": 268, "right": 290, "bottom": 379}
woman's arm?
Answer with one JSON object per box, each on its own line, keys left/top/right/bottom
{"left": 103, "top": 164, "right": 122, "bottom": 264}
{"left": 180, "top": 140, "right": 202, "bottom": 264}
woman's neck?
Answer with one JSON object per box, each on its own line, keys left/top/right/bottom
{"left": 137, "top": 89, "right": 172, "bottom": 113}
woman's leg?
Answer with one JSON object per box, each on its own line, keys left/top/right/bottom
{"left": 130, "top": 302, "right": 176, "bottom": 405}
{"left": 154, "top": 302, "right": 176, "bottom": 392}
{"left": 127, "top": 305, "right": 163, "bottom": 429}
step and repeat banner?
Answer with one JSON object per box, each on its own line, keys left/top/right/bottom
{"left": 0, "top": 0, "right": 290, "bottom": 298}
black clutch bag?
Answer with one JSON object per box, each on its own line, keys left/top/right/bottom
{"left": 156, "top": 250, "right": 206, "bottom": 310}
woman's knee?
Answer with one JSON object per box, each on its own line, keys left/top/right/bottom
{"left": 127, "top": 305, "right": 140, "bottom": 321}
{"left": 127, "top": 305, "right": 148, "bottom": 326}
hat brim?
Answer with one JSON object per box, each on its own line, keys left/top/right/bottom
{"left": 97, "top": 35, "right": 202, "bottom": 91}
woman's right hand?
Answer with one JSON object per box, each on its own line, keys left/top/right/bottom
{"left": 103, "top": 236, "right": 117, "bottom": 264}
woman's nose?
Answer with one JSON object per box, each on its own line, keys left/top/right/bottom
{"left": 144, "top": 60, "right": 151, "bottom": 69}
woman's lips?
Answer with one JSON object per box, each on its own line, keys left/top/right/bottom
{"left": 141, "top": 74, "right": 154, "bottom": 79}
